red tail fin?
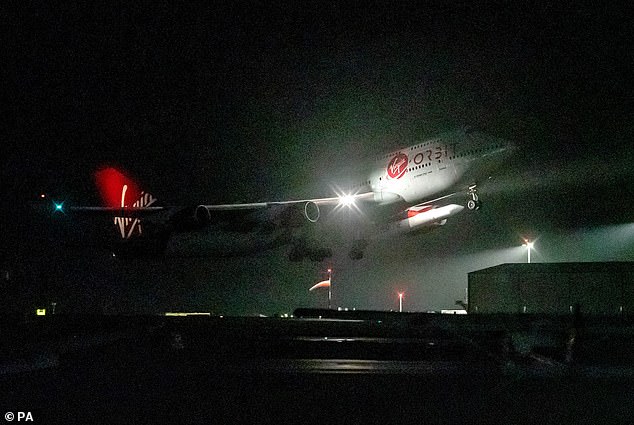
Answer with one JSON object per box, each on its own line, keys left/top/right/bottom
{"left": 94, "top": 167, "right": 157, "bottom": 239}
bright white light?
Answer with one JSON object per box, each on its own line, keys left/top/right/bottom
{"left": 338, "top": 194, "right": 355, "bottom": 207}
{"left": 522, "top": 239, "right": 535, "bottom": 263}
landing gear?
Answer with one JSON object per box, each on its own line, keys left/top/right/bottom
{"left": 467, "top": 185, "right": 482, "bottom": 211}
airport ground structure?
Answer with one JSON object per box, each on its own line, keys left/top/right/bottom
{"left": 468, "top": 262, "right": 634, "bottom": 315}
{"left": 3, "top": 262, "right": 634, "bottom": 423}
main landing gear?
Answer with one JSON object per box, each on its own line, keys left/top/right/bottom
{"left": 466, "top": 184, "right": 482, "bottom": 211}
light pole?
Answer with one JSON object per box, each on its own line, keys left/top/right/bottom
{"left": 398, "top": 292, "right": 404, "bottom": 312}
{"left": 523, "top": 240, "right": 534, "bottom": 263}
{"left": 327, "top": 268, "right": 332, "bottom": 309}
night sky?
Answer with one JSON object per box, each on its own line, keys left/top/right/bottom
{"left": 4, "top": 2, "right": 634, "bottom": 315}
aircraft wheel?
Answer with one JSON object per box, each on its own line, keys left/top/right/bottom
{"left": 467, "top": 199, "right": 482, "bottom": 211}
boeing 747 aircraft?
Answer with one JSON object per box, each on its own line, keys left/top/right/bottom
{"left": 49, "top": 129, "right": 514, "bottom": 261}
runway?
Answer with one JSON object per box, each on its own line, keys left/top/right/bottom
{"left": 2, "top": 313, "right": 634, "bottom": 424}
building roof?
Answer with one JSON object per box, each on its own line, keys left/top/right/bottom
{"left": 469, "top": 262, "right": 634, "bottom": 275}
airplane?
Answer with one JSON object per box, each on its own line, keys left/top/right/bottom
{"left": 48, "top": 128, "right": 515, "bottom": 261}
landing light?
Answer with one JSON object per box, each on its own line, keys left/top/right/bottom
{"left": 338, "top": 194, "right": 355, "bottom": 207}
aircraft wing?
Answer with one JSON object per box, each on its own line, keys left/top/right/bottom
{"left": 62, "top": 191, "right": 376, "bottom": 238}
{"left": 67, "top": 192, "right": 375, "bottom": 215}
{"left": 49, "top": 167, "right": 377, "bottom": 254}
{"left": 67, "top": 206, "right": 166, "bottom": 217}
{"left": 201, "top": 192, "right": 375, "bottom": 210}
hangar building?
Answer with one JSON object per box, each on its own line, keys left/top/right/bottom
{"left": 468, "top": 262, "right": 634, "bottom": 315}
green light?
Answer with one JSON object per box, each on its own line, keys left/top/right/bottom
{"left": 54, "top": 202, "right": 64, "bottom": 212}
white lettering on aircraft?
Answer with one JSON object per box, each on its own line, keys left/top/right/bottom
{"left": 114, "top": 185, "right": 157, "bottom": 239}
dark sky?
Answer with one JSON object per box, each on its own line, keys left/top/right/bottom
{"left": 3, "top": 2, "right": 634, "bottom": 315}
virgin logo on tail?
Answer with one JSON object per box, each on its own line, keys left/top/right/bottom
{"left": 114, "top": 185, "right": 157, "bottom": 239}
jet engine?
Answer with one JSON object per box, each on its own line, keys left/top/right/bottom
{"left": 194, "top": 205, "right": 211, "bottom": 226}
{"left": 303, "top": 201, "right": 320, "bottom": 222}
{"left": 170, "top": 205, "right": 212, "bottom": 230}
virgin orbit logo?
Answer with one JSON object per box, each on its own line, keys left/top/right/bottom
{"left": 387, "top": 153, "right": 408, "bottom": 180}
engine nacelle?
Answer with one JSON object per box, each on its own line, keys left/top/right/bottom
{"left": 303, "top": 201, "right": 320, "bottom": 223}
{"left": 170, "top": 205, "right": 212, "bottom": 230}
{"left": 194, "top": 205, "right": 211, "bottom": 226}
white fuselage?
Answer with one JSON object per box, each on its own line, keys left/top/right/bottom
{"left": 345, "top": 130, "right": 513, "bottom": 206}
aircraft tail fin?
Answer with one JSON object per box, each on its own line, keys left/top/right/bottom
{"left": 94, "top": 167, "right": 158, "bottom": 239}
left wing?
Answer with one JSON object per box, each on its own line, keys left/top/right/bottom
{"left": 59, "top": 167, "right": 376, "bottom": 239}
